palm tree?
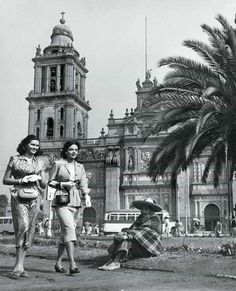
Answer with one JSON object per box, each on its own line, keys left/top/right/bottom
{"left": 143, "top": 14, "right": 236, "bottom": 217}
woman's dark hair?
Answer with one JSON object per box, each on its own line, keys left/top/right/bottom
{"left": 61, "top": 141, "right": 81, "bottom": 159}
{"left": 17, "top": 135, "right": 41, "bottom": 156}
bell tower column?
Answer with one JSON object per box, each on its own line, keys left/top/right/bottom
{"left": 81, "top": 76, "right": 86, "bottom": 100}
{"left": 28, "top": 107, "right": 35, "bottom": 135}
{"left": 65, "top": 105, "right": 74, "bottom": 138}
{"left": 34, "top": 66, "right": 42, "bottom": 94}
{"left": 56, "top": 65, "right": 61, "bottom": 91}
{"left": 46, "top": 66, "right": 50, "bottom": 92}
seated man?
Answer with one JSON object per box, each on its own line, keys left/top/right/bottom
{"left": 98, "top": 198, "right": 163, "bottom": 271}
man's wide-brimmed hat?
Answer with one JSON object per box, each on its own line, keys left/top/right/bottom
{"left": 132, "top": 198, "right": 162, "bottom": 212}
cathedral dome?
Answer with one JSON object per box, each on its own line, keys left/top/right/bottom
{"left": 50, "top": 15, "right": 73, "bottom": 47}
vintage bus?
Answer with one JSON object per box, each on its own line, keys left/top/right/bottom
{"left": 101, "top": 209, "right": 175, "bottom": 235}
{"left": 0, "top": 216, "right": 14, "bottom": 234}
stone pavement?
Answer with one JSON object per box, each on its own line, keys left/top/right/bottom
{"left": 0, "top": 238, "right": 236, "bottom": 278}
{"left": 0, "top": 249, "right": 236, "bottom": 291}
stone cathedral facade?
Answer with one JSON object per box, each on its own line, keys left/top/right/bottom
{"left": 26, "top": 15, "right": 235, "bottom": 231}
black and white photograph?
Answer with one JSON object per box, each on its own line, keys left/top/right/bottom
{"left": 0, "top": 0, "right": 236, "bottom": 290}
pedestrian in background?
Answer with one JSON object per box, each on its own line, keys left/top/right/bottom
{"left": 38, "top": 220, "right": 45, "bottom": 236}
{"left": 215, "top": 219, "right": 222, "bottom": 237}
{"left": 44, "top": 218, "right": 50, "bottom": 237}
{"left": 84, "top": 221, "right": 90, "bottom": 236}
{"left": 163, "top": 216, "right": 170, "bottom": 237}
{"left": 94, "top": 224, "right": 99, "bottom": 235}
{"left": 2, "top": 135, "right": 46, "bottom": 278}
{"left": 48, "top": 141, "right": 90, "bottom": 275}
{"left": 231, "top": 216, "right": 236, "bottom": 237}
{"left": 175, "top": 220, "right": 182, "bottom": 237}
{"left": 81, "top": 225, "right": 85, "bottom": 235}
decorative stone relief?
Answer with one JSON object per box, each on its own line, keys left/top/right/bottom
{"left": 163, "top": 195, "right": 169, "bottom": 204}
{"left": 127, "top": 147, "right": 135, "bottom": 171}
{"left": 128, "top": 196, "right": 135, "bottom": 208}
{"left": 28, "top": 90, "right": 34, "bottom": 96}
{"left": 94, "top": 150, "right": 106, "bottom": 160}
{"left": 42, "top": 151, "right": 61, "bottom": 166}
{"left": 105, "top": 146, "right": 120, "bottom": 166}
{"left": 86, "top": 170, "right": 94, "bottom": 182}
{"left": 77, "top": 149, "right": 106, "bottom": 161}
{"left": 136, "top": 78, "right": 141, "bottom": 89}
{"left": 80, "top": 57, "right": 86, "bottom": 66}
{"left": 140, "top": 150, "right": 152, "bottom": 170}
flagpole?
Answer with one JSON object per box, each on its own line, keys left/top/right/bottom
{"left": 145, "top": 17, "right": 147, "bottom": 78}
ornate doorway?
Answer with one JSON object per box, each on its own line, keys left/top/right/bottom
{"left": 204, "top": 204, "right": 220, "bottom": 231}
{"left": 83, "top": 207, "right": 96, "bottom": 224}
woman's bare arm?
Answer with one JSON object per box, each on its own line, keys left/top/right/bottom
{"left": 2, "top": 166, "right": 21, "bottom": 186}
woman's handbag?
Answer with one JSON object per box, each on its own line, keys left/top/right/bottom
{"left": 55, "top": 189, "right": 70, "bottom": 206}
{"left": 18, "top": 187, "right": 39, "bottom": 199}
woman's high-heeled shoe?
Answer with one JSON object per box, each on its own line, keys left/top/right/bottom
{"left": 55, "top": 265, "right": 66, "bottom": 273}
{"left": 20, "top": 271, "right": 29, "bottom": 277}
{"left": 69, "top": 267, "right": 80, "bottom": 275}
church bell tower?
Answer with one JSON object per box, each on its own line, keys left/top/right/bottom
{"left": 26, "top": 12, "right": 91, "bottom": 153}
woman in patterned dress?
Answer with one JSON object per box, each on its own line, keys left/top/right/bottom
{"left": 3, "top": 135, "right": 46, "bottom": 277}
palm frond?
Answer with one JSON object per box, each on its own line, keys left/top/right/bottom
{"left": 183, "top": 39, "right": 225, "bottom": 76}
{"left": 159, "top": 56, "right": 217, "bottom": 77}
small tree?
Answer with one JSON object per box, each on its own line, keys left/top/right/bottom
{"left": 0, "top": 195, "right": 8, "bottom": 216}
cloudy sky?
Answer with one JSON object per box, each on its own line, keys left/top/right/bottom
{"left": 0, "top": 0, "right": 236, "bottom": 194}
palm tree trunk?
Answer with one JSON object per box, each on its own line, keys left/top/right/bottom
{"left": 226, "top": 159, "right": 233, "bottom": 232}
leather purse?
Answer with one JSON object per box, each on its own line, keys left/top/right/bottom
{"left": 55, "top": 189, "right": 70, "bottom": 206}
{"left": 18, "top": 187, "right": 39, "bottom": 199}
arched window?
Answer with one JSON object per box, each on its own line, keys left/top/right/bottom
{"left": 49, "top": 66, "right": 56, "bottom": 92}
{"left": 49, "top": 79, "right": 56, "bottom": 92}
{"left": 60, "top": 64, "right": 65, "bottom": 91}
{"left": 75, "top": 70, "right": 80, "bottom": 93}
{"left": 77, "top": 122, "right": 82, "bottom": 137}
{"left": 60, "top": 125, "right": 64, "bottom": 137}
{"left": 60, "top": 108, "right": 64, "bottom": 119}
{"left": 36, "top": 127, "right": 40, "bottom": 138}
{"left": 37, "top": 109, "right": 40, "bottom": 121}
{"left": 41, "top": 66, "right": 47, "bottom": 92}
{"left": 204, "top": 204, "right": 220, "bottom": 231}
{"left": 46, "top": 118, "right": 54, "bottom": 137}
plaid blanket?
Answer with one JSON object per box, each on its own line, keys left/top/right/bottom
{"left": 126, "top": 214, "right": 162, "bottom": 256}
